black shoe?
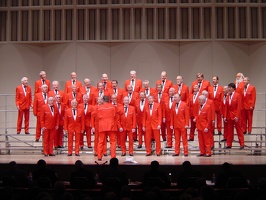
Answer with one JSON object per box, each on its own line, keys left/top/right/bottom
{"left": 224, "top": 146, "right": 231, "bottom": 149}
{"left": 184, "top": 154, "right": 188, "bottom": 157}
{"left": 197, "top": 154, "right": 204, "bottom": 157}
{"left": 239, "top": 146, "right": 244, "bottom": 150}
{"left": 172, "top": 154, "right": 179, "bottom": 157}
{"left": 163, "top": 139, "right": 166, "bottom": 141}
{"left": 67, "top": 154, "right": 72, "bottom": 156}
{"left": 218, "top": 132, "right": 222, "bottom": 135}
{"left": 25, "top": 132, "right": 30, "bottom": 135}
{"left": 248, "top": 132, "right": 251, "bottom": 135}
{"left": 121, "top": 153, "right": 126, "bottom": 157}
{"left": 204, "top": 154, "right": 211, "bottom": 157}
{"left": 98, "top": 158, "right": 102, "bottom": 161}
{"left": 35, "top": 139, "right": 39, "bottom": 142}
{"left": 129, "top": 154, "right": 134, "bottom": 156}
{"left": 17, "top": 132, "right": 20, "bottom": 134}
{"left": 243, "top": 132, "right": 247, "bottom": 134}
{"left": 94, "top": 154, "right": 98, "bottom": 157}
{"left": 49, "top": 154, "right": 55, "bottom": 156}
{"left": 188, "top": 139, "right": 194, "bottom": 141}
{"left": 220, "top": 139, "right": 226, "bottom": 142}
{"left": 146, "top": 154, "right": 151, "bottom": 156}
{"left": 103, "top": 153, "right": 107, "bottom": 156}
{"left": 134, "top": 139, "right": 138, "bottom": 142}
{"left": 44, "top": 154, "right": 48, "bottom": 157}
{"left": 156, "top": 154, "right": 160, "bottom": 156}
{"left": 211, "top": 146, "right": 214, "bottom": 150}
{"left": 58, "top": 146, "right": 64, "bottom": 148}
{"left": 165, "top": 146, "right": 172, "bottom": 148}
{"left": 75, "top": 154, "right": 80, "bottom": 156}
{"left": 80, "top": 147, "right": 83, "bottom": 150}
{"left": 88, "top": 146, "right": 92, "bottom": 149}
{"left": 137, "top": 145, "right": 142, "bottom": 148}
{"left": 117, "top": 146, "right": 121, "bottom": 148}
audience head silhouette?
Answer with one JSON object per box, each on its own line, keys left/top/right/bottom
{"left": 75, "top": 160, "right": 84, "bottom": 169}
{"left": 182, "top": 161, "right": 192, "bottom": 170}
{"left": 150, "top": 160, "right": 159, "bottom": 171}
{"left": 37, "top": 159, "right": 47, "bottom": 169}
{"left": 110, "top": 158, "right": 119, "bottom": 168}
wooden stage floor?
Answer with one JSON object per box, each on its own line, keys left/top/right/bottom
{"left": 0, "top": 153, "right": 265, "bottom": 166}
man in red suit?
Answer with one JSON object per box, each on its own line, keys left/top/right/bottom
{"left": 124, "top": 70, "right": 142, "bottom": 92}
{"left": 33, "top": 84, "right": 48, "bottom": 141}
{"left": 64, "top": 99, "right": 85, "bottom": 156}
{"left": 122, "top": 85, "right": 139, "bottom": 106}
{"left": 162, "top": 87, "right": 176, "bottom": 148}
{"left": 91, "top": 97, "right": 107, "bottom": 157}
{"left": 190, "top": 73, "right": 211, "bottom": 94}
{"left": 119, "top": 96, "right": 136, "bottom": 156}
{"left": 188, "top": 85, "right": 200, "bottom": 141}
{"left": 64, "top": 84, "right": 83, "bottom": 108}
{"left": 79, "top": 78, "right": 96, "bottom": 105}
{"left": 135, "top": 92, "right": 148, "bottom": 148}
{"left": 96, "top": 96, "right": 119, "bottom": 160}
{"left": 109, "top": 80, "right": 124, "bottom": 104}
{"left": 143, "top": 95, "right": 162, "bottom": 156}
{"left": 16, "top": 77, "right": 32, "bottom": 134}
{"left": 101, "top": 73, "right": 112, "bottom": 91}
{"left": 78, "top": 94, "right": 93, "bottom": 149}
{"left": 173, "top": 76, "right": 189, "bottom": 103}
{"left": 64, "top": 72, "right": 83, "bottom": 93}
{"left": 40, "top": 97, "right": 59, "bottom": 156}
{"left": 34, "top": 71, "right": 51, "bottom": 94}
{"left": 241, "top": 77, "right": 256, "bottom": 135}
{"left": 170, "top": 94, "right": 189, "bottom": 156}
{"left": 224, "top": 83, "right": 244, "bottom": 149}
{"left": 48, "top": 80, "right": 64, "bottom": 103}
{"left": 208, "top": 76, "right": 224, "bottom": 135}
{"left": 235, "top": 72, "right": 245, "bottom": 94}
{"left": 195, "top": 95, "right": 213, "bottom": 157}
{"left": 156, "top": 71, "right": 173, "bottom": 94}
{"left": 91, "top": 82, "right": 110, "bottom": 105}
{"left": 140, "top": 80, "right": 156, "bottom": 98}
{"left": 54, "top": 94, "right": 66, "bottom": 149}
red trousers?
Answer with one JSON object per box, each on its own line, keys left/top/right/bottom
{"left": 43, "top": 128, "right": 55, "bottom": 155}
{"left": 174, "top": 128, "right": 188, "bottom": 155}
{"left": 226, "top": 119, "right": 244, "bottom": 147}
{"left": 67, "top": 131, "right": 81, "bottom": 155}
{"left": 117, "top": 131, "right": 121, "bottom": 147}
{"left": 137, "top": 123, "right": 145, "bottom": 146}
{"left": 215, "top": 110, "right": 222, "bottom": 132}
{"left": 189, "top": 117, "right": 196, "bottom": 140}
{"left": 98, "top": 131, "right": 116, "bottom": 159}
{"left": 17, "top": 109, "right": 30, "bottom": 133}
{"left": 145, "top": 129, "right": 161, "bottom": 155}
{"left": 241, "top": 109, "right": 254, "bottom": 133}
{"left": 80, "top": 126, "right": 92, "bottom": 147}
{"left": 166, "top": 121, "right": 173, "bottom": 147}
{"left": 54, "top": 125, "right": 64, "bottom": 147}
{"left": 161, "top": 122, "right": 166, "bottom": 140}
{"left": 198, "top": 130, "right": 211, "bottom": 155}
{"left": 36, "top": 116, "right": 42, "bottom": 140}
{"left": 93, "top": 130, "right": 107, "bottom": 155}
{"left": 121, "top": 130, "right": 134, "bottom": 155}
{"left": 223, "top": 120, "right": 228, "bottom": 140}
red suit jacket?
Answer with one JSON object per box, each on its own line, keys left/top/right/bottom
{"left": 64, "top": 92, "right": 83, "bottom": 108}
{"left": 78, "top": 103, "right": 93, "bottom": 128}
{"left": 162, "top": 96, "right": 174, "bottom": 121}
{"left": 16, "top": 85, "right": 32, "bottom": 109}
{"left": 188, "top": 92, "right": 200, "bottom": 117}
{"left": 208, "top": 85, "right": 223, "bottom": 113}
{"left": 135, "top": 99, "right": 148, "bottom": 125}
{"left": 242, "top": 84, "right": 256, "bottom": 109}
{"left": 33, "top": 93, "right": 47, "bottom": 116}
{"left": 108, "top": 88, "right": 124, "bottom": 104}
{"left": 64, "top": 108, "right": 85, "bottom": 132}
{"left": 140, "top": 87, "right": 157, "bottom": 98}
{"left": 225, "top": 92, "right": 242, "bottom": 120}
{"left": 64, "top": 80, "right": 83, "bottom": 94}
{"left": 190, "top": 80, "right": 211, "bottom": 94}
{"left": 34, "top": 79, "right": 51, "bottom": 94}
{"left": 97, "top": 103, "right": 118, "bottom": 132}
{"left": 235, "top": 81, "right": 244, "bottom": 94}
{"left": 40, "top": 104, "right": 59, "bottom": 129}
{"left": 55, "top": 102, "right": 66, "bottom": 126}
{"left": 124, "top": 79, "right": 142, "bottom": 92}
{"left": 48, "top": 90, "right": 65, "bottom": 103}
{"left": 80, "top": 86, "right": 96, "bottom": 105}
{"left": 156, "top": 79, "right": 173, "bottom": 94}
{"left": 119, "top": 105, "right": 136, "bottom": 131}
{"left": 170, "top": 101, "right": 189, "bottom": 129}
{"left": 91, "top": 90, "right": 111, "bottom": 105}
{"left": 173, "top": 83, "right": 189, "bottom": 103}
{"left": 143, "top": 102, "right": 162, "bottom": 130}
{"left": 195, "top": 103, "right": 212, "bottom": 131}
{"left": 101, "top": 80, "right": 112, "bottom": 91}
